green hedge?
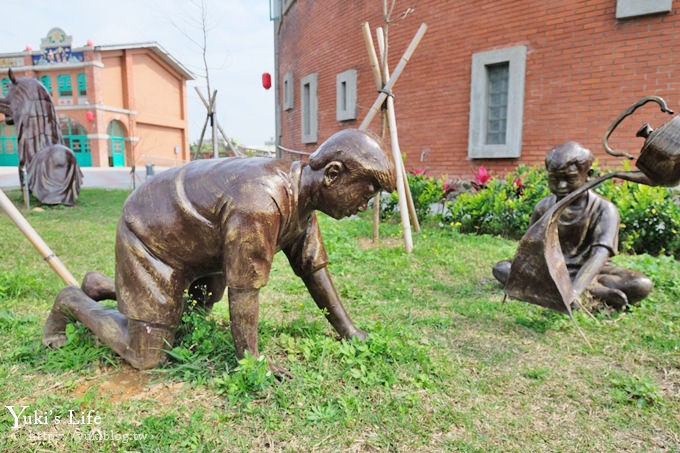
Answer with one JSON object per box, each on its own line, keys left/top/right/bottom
{"left": 445, "top": 165, "right": 680, "bottom": 258}
{"left": 446, "top": 165, "right": 551, "bottom": 240}
{"left": 595, "top": 176, "right": 680, "bottom": 258}
{"left": 381, "top": 171, "right": 446, "bottom": 222}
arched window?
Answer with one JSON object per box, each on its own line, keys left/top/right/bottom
{"left": 60, "top": 118, "right": 91, "bottom": 166}
{"left": 57, "top": 74, "right": 72, "bottom": 97}
{"left": 39, "top": 75, "right": 53, "bottom": 95}
{"left": 107, "top": 120, "right": 126, "bottom": 167}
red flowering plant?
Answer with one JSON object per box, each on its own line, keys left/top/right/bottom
{"left": 446, "top": 164, "right": 552, "bottom": 239}
{"left": 513, "top": 177, "right": 524, "bottom": 197}
{"left": 471, "top": 166, "right": 493, "bottom": 191}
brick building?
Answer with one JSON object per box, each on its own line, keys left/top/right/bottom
{"left": 0, "top": 27, "right": 193, "bottom": 168}
{"left": 273, "top": 0, "right": 679, "bottom": 179}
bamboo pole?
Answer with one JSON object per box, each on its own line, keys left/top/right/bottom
{"left": 375, "top": 26, "right": 421, "bottom": 233}
{"left": 359, "top": 23, "right": 428, "bottom": 131}
{"left": 361, "top": 22, "right": 427, "bottom": 252}
{"left": 0, "top": 189, "right": 78, "bottom": 286}
{"left": 360, "top": 22, "right": 411, "bottom": 252}
{"left": 362, "top": 22, "right": 385, "bottom": 244}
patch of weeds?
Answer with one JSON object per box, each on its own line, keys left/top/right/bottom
{"left": 282, "top": 321, "right": 436, "bottom": 389}
{"left": 0, "top": 269, "right": 50, "bottom": 300}
{"left": 41, "top": 323, "right": 118, "bottom": 372}
{"left": 0, "top": 309, "right": 38, "bottom": 332}
{"left": 213, "top": 352, "right": 276, "bottom": 402}
{"left": 160, "top": 298, "right": 236, "bottom": 384}
{"left": 305, "top": 399, "right": 342, "bottom": 423}
{"left": 609, "top": 373, "right": 665, "bottom": 408}
{"left": 521, "top": 367, "right": 551, "bottom": 381}
{"left": 511, "top": 305, "right": 569, "bottom": 333}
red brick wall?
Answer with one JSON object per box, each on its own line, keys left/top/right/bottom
{"left": 276, "top": 0, "right": 680, "bottom": 180}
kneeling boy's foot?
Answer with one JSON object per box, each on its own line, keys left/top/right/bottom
{"left": 42, "top": 308, "right": 69, "bottom": 348}
{"left": 42, "top": 286, "right": 79, "bottom": 348}
{"left": 81, "top": 271, "right": 116, "bottom": 301}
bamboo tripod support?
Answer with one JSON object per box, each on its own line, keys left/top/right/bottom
{"left": 375, "top": 25, "right": 421, "bottom": 235}
{"left": 194, "top": 87, "right": 243, "bottom": 159}
{"left": 0, "top": 189, "right": 78, "bottom": 286}
{"left": 360, "top": 22, "right": 427, "bottom": 253}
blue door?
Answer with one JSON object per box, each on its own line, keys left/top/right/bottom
{"left": 108, "top": 121, "right": 126, "bottom": 167}
{"left": 0, "top": 124, "right": 19, "bottom": 166}
{"left": 61, "top": 118, "right": 92, "bottom": 167}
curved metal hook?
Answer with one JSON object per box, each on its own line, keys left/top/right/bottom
{"left": 602, "top": 95, "right": 674, "bottom": 159}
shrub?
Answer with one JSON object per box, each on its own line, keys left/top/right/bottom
{"left": 596, "top": 176, "right": 680, "bottom": 259}
{"left": 381, "top": 170, "right": 446, "bottom": 222}
{"left": 447, "top": 162, "right": 680, "bottom": 257}
{"left": 447, "top": 165, "right": 551, "bottom": 240}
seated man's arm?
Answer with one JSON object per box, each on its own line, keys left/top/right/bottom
{"left": 571, "top": 245, "right": 611, "bottom": 298}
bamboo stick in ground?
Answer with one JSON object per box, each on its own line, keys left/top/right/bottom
{"left": 362, "top": 22, "right": 386, "bottom": 244}
{"left": 375, "top": 26, "right": 421, "bottom": 233}
{"left": 0, "top": 189, "right": 78, "bottom": 286}
{"left": 360, "top": 22, "right": 413, "bottom": 252}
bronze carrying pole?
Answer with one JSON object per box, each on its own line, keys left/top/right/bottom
{"left": 0, "top": 189, "right": 78, "bottom": 286}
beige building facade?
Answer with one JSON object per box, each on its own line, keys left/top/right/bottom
{"left": 0, "top": 27, "right": 193, "bottom": 168}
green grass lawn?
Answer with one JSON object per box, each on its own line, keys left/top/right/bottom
{"left": 0, "top": 188, "right": 678, "bottom": 452}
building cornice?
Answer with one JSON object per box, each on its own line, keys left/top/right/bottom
{"left": 95, "top": 42, "right": 194, "bottom": 80}
{"left": 0, "top": 61, "right": 104, "bottom": 71}
{"left": 56, "top": 104, "right": 137, "bottom": 115}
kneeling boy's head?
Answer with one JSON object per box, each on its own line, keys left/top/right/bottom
{"left": 309, "top": 129, "right": 396, "bottom": 193}
{"left": 308, "top": 129, "right": 396, "bottom": 219}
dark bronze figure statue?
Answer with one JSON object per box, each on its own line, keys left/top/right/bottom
{"left": 0, "top": 68, "right": 82, "bottom": 206}
{"left": 493, "top": 142, "right": 653, "bottom": 312}
{"left": 42, "top": 128, "right": 396, "bottom": 375}
{"left": 498, "top": 96, "right": 680, "bottom": 314}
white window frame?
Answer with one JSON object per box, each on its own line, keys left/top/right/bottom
{"left": 468, "top": 45, "right": 527, "bottom": 159}
{"left": 616, "top": 0, "right": 671, "bottom": 19}
{"left": 283, "top": 71, "right": 294, "bottom": 111}
{"left": 336, "top": 69, "right": 357, "bottom": 121}
{"left": 301, "top": 73, "right": 318, "bottom": 144}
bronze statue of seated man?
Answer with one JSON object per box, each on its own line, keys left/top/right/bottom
{"left": 43, "top": 129, "right": 395, "bottom": 374}
{"left": 493, "top": 142, "right": 653, "bottom": 310}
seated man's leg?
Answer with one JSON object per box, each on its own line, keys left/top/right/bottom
{"left": 43, "top": 286, "right": 175, "bottom": 369}
{"left": 595, "top": 264, "right": 653, "bottom": 306}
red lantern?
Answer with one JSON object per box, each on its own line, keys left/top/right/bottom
{"left": 262, "top": 72, "right": 271, "bottom": 90}
{"left": 86, "top": 111, "right": 95, "bottom": 122}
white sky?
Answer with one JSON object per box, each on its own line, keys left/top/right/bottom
{"left": 2, "top": 0, "right": 276, "bottom": 147}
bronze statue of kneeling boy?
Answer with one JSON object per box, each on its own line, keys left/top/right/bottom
{"left": 493, "top": 142, "right": 653, "bottom": 311}
{"left": 43, "top": 129, "right": 395, "bottom": 374}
